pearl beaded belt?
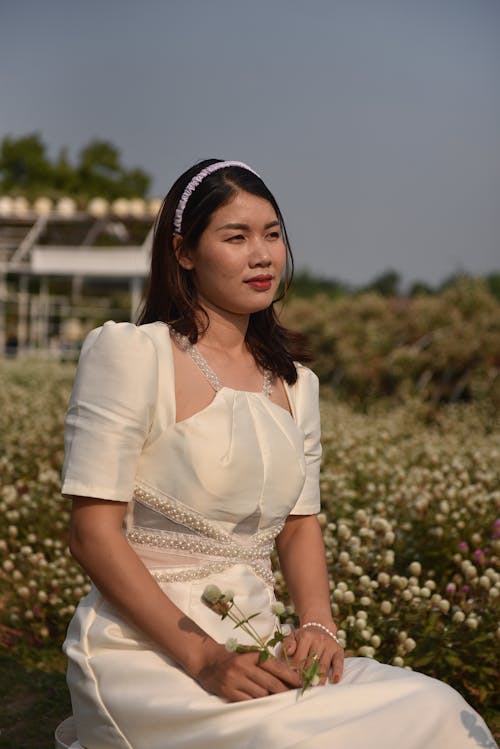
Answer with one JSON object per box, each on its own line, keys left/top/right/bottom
{"left": 125, "top": 483, "right": 284, "bottom": 586}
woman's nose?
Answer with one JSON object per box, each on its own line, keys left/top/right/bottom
{"left": 249, "top": 239, "right": 272, "bottom": 266}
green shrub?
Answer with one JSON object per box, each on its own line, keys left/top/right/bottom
{"left": 280, "top": 277, "right": 500, "bottom": 407}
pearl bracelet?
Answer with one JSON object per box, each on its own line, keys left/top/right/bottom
{"left": 301, "top": 621, "right": 343, "bottom": 647}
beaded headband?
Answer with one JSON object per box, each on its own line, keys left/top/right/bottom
{"left": 173, "top": 160, "right": 259, "bottom": 235}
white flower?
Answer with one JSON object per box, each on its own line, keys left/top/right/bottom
{"left": 403, "top": 637, "right": 417, "bottom": 653}
{"left": 225, "top": 638, "right": 239, "bottom": 652}
{"left": 271, "top": 601, "right": 285, "bottom": 616}
{"left": 380, "top": 601, "right": 392, "bottom": 615}
{"left": 408, "top": 561, "right": 422, "bottom": 576}
{"left": 358, "top": 645, "right": 375, "bottom": 658}
{"left": 201, "top": 584, "right": 223, "bottom": 604}
{"left": 377, "top": 572, "right": 390, "bottom": 586}
{"left": 317, "top": 513, "right": 327, "bottom": 527}
{"left": 384, "top": 550, "right": 395, "bottom": 565}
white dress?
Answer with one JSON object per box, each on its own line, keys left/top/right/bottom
{"left": 61, "top": 321, "right": 497, "bottom": 749}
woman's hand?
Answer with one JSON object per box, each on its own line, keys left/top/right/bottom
{"left": 276, "top": 515, "right": 345, "bottom": 686}
{"left": 196, "top": 646, "right": 302, "bottom": 702}
{"left": 282, "top": 625, "right": 344, "bottom": 686}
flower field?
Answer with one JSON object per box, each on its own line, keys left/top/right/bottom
{"left": 276, "top": 395, "right": 499, "bottom": 713}
{"left": 0, "top": 349, "right": 499, "bottom": 740}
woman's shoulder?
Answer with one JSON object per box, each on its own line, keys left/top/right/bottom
{"left": 81, "top": 320, "right": 171, "bottom": 357}
{"left": 72, "top": 320, "right": 176, "bottom": 425}
{"left": 284, "top": 362, "right": 319, "bottom": 422}
{"left": 294, "top": 362, "right": 320, "bottom": 390}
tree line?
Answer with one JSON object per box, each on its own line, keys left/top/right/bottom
{"left": 290, "top": 268, "right": 500, "bottom": 300}
{"left": 0, "top": 133, "right": 151, "bottom": 201}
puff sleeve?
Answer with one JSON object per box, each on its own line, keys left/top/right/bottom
{"left": 61, "top": 321, "right": 158, "bottom": 502}
{"left": 289, "top": 365, "right": 322, "bottom": 515}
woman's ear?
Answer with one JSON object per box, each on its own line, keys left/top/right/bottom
{"left": 173, "top": 234, "right": 194, "bottom": 270}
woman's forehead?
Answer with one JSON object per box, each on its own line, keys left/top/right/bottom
{"left": 208, "top": 190, "right": 277, "bottom": 228}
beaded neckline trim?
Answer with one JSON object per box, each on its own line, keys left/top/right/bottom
{"left": 169, "top": 327, "right": 273, "bottom": 398}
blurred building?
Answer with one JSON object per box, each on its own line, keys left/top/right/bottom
{"left": 0, "top": 195, "right": 161, "bottom": 356}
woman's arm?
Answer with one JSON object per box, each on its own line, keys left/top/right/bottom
{"left": 276, "top": 514, "right": 344, "bottom": 684}
{"left": 70, "top": 497, "right": 301, "bottom": 701}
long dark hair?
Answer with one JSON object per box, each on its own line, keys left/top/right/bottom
{"left": 137, "top": 158, "right": 311, "bottom": 383}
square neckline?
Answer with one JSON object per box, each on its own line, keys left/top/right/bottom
{"left": 155, "top": 322, "right": 297, "bottom": 423}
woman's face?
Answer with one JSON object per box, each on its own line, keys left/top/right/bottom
{"left": 178, "top": 190, "right": 286, "bottom": 318}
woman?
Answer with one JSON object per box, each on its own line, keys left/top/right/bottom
{"left": 62, "top": 159, "right": 496, "bottom": 749}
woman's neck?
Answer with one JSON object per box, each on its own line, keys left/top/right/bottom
{"left": 196, "top": 303, "right": 249, "bottom": 357}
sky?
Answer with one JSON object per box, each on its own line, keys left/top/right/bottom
{"left": 1, "top": 0, "right": 499, "bottom": 288}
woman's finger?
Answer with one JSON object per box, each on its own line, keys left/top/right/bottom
{"left": 282, "top": 632, "right": 297, "bottom": 657}
{"left": 318, "top": 652, "right": 333, "bottom": 685}
{"left": 330, "top": 648, "right": 345, "bottom": 684}
{"left": 241, "top": 672, "right": 285, "bottom": 698}
{"left": 261, "top": 654, "right": 302, "bottom": 689}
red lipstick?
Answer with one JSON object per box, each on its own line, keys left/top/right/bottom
{"left": 245, "top": 274, "right": 273, "bottom": 290}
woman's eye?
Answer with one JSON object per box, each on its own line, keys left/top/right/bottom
{"left": 227, "top": 234, "right": 245, "bottom": 242}
{"left": 267, "top": 231, "right": 281, "bottom": 240}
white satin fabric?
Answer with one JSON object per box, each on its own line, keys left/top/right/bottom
{"left": 62, "top": 321, "right": 496, "bottom": 749}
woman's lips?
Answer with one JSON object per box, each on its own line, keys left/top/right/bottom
{"left": 245, "top": 275, "right": 273, "bottom": 290}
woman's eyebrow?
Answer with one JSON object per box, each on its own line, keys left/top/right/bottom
{"left": 216, "top": 220, "right": 279, "bottom": 232}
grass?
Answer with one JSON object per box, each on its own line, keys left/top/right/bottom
{"left": 0, "top": 651, "right": 71, "bottom": 749}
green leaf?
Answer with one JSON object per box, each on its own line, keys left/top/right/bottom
{"left": 299, "top": 656, "right": 322, "bottom": 696}
{"left": 444, "top": 653, "right": 462, "bottom": 667}
{"left": 266, "top": 632, "right": 285, "bottom": 647}
{"left": 235, "top": 645, "right": 259, "bottom": 654}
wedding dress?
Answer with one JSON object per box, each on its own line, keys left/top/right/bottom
{"left": 61, "top": 321, "right": 497, "bottom": 749}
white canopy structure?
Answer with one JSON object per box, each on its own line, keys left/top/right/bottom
{"left": 30, "top": 247, "right": 150, "bottom": 277}
{"left": 0, "top": 196, "right": 160, "bottom": 355}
